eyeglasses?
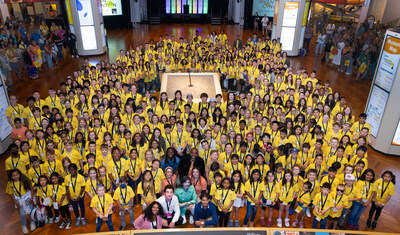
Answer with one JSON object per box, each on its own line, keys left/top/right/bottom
{"left": 337, "top": 189, "right": 344, "bottom": 192}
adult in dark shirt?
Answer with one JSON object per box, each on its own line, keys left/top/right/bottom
{"left": 52, "top": 30, "right": 64, "bottom": 60}
{"left": 253, "top": 12, "right": 260, "bottom": 32}
{"left": 193, "top": 192, "right": 218, "bottom": 228}
{"left": 177, "top": 148, "right": 205, "bottom": 181}
{"left": 65, "top": 29, "right": 78, "bottom": 58}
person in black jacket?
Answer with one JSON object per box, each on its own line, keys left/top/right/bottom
{"left": 177, "top": 148, "right": 205, "bottom": 183}
{"left": 65, "top": 29, "right": 78, "bottom": 58}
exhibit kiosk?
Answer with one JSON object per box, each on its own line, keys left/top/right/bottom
{"left": 272, "top": 0, "right": 311, "bottom": 56}
{"left": 365, "top": 27, "right": 400, "bottom": 156}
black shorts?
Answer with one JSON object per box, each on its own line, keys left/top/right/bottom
{"left": 328, "top": 215, "right": 339, "bottom": 221}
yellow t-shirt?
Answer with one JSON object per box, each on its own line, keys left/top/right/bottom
{"left": 297, "top": 190, "right": 311, "bottom": 206}
{"left": 5, "top": 155, "right": 29, "bottom": 175}
{"left": 113, "top": 185, "right": 135, "bottom": 206}
{"left": 262, "top": 181, "right": 280, "bottom": 201}
{"left": 245, "top": 180, "right": 263, "bottom": 204}
{"left": 214, "top": 188, "right": 237, "bottom": 211}
{"left": 85, "top": 178, "right": 100, "bottom": 197}
{"left": 6, "top": 180, "right": 28, "bottom": 197}
{"left": 374, "top": 178, "right": 395, "bottom": 205}
{"left": 313, "top": 192, "right": 333, "bottom": 219}
{"left": 49, "top": 183, "right": 69, "bottom": 206}
{"left": 107, "top": 158, "right": 129, "bottom": 179}
{"left": 328, "top": 192, "right": 348, "bottom": 218}
{"left": 137, "top": 181, "right": 160, "bottom": 203}
{"left": 357, "top": 180, "right": 375, "bottom": 201}
{"left": 90, "top": 194, "right": 114, "bottom": 216}
{"left": 65, "top": 174, "right": 86, "bottom": 199}
{"left": 344, "top": 184, "right": 362, "bottom": 208}
{"left": 279, "top": 181, "right": 298, "bottom": 204}
{"left": 36, "top": 185, "right": 53, "bottom": 206}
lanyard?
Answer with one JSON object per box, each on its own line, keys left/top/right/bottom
{"left": 177, "top": 131, "right": 183, "bottom": 144}
{"left": 251, "top": 181, "right": 259, "bottom": 198}
{"left": 120, "top": 187, "right": 128, "bottom": 204}
{"left": 151, "top": 220, "right": 157, "bottom": 229}
{"left": 266, "top": 182, "right": 275, "bottom": 197}
{"left": 41, "top": 186, "right": 48, "bottom": 197}
{"left": 365, "top": 181, "right": 371, "bottom": 197}
{"left": 11, "top": 105, "right": 21, "bottom": 115}
{"left": 299, "top": 191, "right": 307, "bottom": 200}
{"left": 71, "top": 176, "right": 78, "bottom": 192}
{"left": 99, "top": 195, "right": 106, "bottom": 214}
{"left": 381, "top": 181, "right": 390, "bottom": 197}
{"left": 33, "top": 166, "right": 42, "bottom": 178}
{"left": 334, "top": 194, "right": 343, "bottom": 205}
{"left": 129, "top": 158, "right": 137, "bottom": 174}
{"left": 193, "top": 177, "right": 200, "bottom": 188}
{"left": 48, "top": 160, "right": 56, "bottom": 172}
{"left": 221, "top": 189, "right": 229, "bottom": 205}
{"left": 166, "top": 200, "right": 172, "bottom": 212}
{"left": 12, "top": 157, "right": 20, "bottom": 168}
{"left": 113, "top": 159, "right": 122, "bottom": 176}
{"left": 90, "top": 178, "right": 96, "bottom": 194}
{"left": 320, "top": 193, "right": 328, "bottom": 210}
{"left": 13, "top": 181, "right": 22, "bottom": 196}
{"left": 52, "top": 184, "right": 59, "bottom": 200}
{"left": 285, "top": 183, "right": 292, "bottom": 198}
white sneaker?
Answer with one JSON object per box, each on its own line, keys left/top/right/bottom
{"left": 49, "top": 218, "right": 54, "bottom": 224}
{"left": 55, "top": 217, "right": 60, "bottom": 223}
{"left": 22, "top": 225, "right": 28, "bottom": 234}
{"left": 71, "top": 55, "right": 75, "bottom": 58}
{"left": 182, "top": 216, "right": 187, "bottom": 225}
{"left": 277, "top": 218, "right": 282, "bottom": 228}
{"left": 76, "top": 55, "right": 79, "bottom": 58}
{"left": 45, "top": 218, "right": 48, "bottom": 224}
{"left": 189, "top": 215, "right": 194, "bottom": 224}
{"left": 285, "top": 218, "right": 290, "bottom": 227}
{"left": 66, "top": 221, "right": 72, "bottom": 230}
{"left": 30, "top": 222, "right": 36, "bottom": 232}
{"left": 306, "top": 208, "right": 311, "bottom": 218}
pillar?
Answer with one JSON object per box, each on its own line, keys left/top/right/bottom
{"left": 66, "top": 0, "right": 107, "bottom": 56}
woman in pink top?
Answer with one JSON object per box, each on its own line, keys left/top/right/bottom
{"left": 190, "top": 167, "right": 208, "bottom": 196}
{"left": 134, "top": 201, "right": 164, "bottom": 230}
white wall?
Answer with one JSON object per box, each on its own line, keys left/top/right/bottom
{"left": 382, "top": 0, "right": 400, "bottom": 23}
{"left": 368, "top": 0, "right": 386, "bottom": 22}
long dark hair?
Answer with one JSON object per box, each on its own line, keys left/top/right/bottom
{"left": 382, "top": 171, "right": 396, "bottom": 185}
{"left": 143, "top": 201, "right": 165, "bottom": 221}
{"left": 8, "top": 169, "right": 32, "bottom": 191}
{"left": 359, "top": 168, "right": 375, "bottom": 183}
{"left": 231, "top": 170, "right": 243, "bottom": 193}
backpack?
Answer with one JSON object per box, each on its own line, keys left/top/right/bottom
{"left": 299, "top": 48, "right": 307, "bottom": 56}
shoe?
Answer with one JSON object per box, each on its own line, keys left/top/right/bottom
{"left": 59, "top": 221, "right": 67, "bottom": 229}
{"left": 372, "top": 221, "right": 377, "bottom": 229}
{"left": 306, "top": 208, "right": 311, "bottom": 218}
{"left": 66, "top": 221, "right": 72, "bottom": 230}
{"left": 260, "top": 217, "right": 265, "bottom": 226}
{"left": 22, "top": 225, "right": 28, "bottom": 234}
{"left": 55, "top": 217, "right": 60, "bottom": 223}
{"left": 49, "top": 218, "right": 54, "bottom": 224}
{"left": 355, "top": 225, "right": 360, "bottom": 230}
{"left": 345, "top": 72, "right": 351, "bottom": 75}
{"left": 119, "top": 225, "right": 125, "bottom": 231}
{"left": 131, "top": 224, "right": 135, "bottom": 229}
{"left": 45, "top": 218, "right": 48, "bottom": 224}
{"left": 277, "top": 218, "right": 282, "bottom": 228}
{"left": 292, "top": 219, "right": 298, "bottom": 227}
{"left": 75, "top": 217, "right": 81, "bottom": 227}
{"left": 299, "top": 222, "right": 304, "bottom": 228}
{"left": 229, "top": 220, "right": 233, "bottom": 227}
{"left": 366, "top": 219, "right": 372, "bottom": 228}
{"left": 182, "top": 216, "right": 187, "bottom": 225}
{"left": 72, "top": 55, "right": 74, "bottom": 58}
{"left": 81, "top": 218, "right": 87, "bottom": 226}
{"left": 30, "top": 222, "right": 36, "bottom": 232}
{"left": 289, "top": 207, "right": 294, "bottom": 215}
{"left": 338, "top": 225, "right": 346, "bottom": 230}
{"left": 235, "top": 220, "right": 240, "bottom": 227}
{"left": 189, "top": 215, "right": 194, "bottom": 224}
{"left": 284, "top": 218, "right": 290, "bottom": 227}
{"left": 76, "top": 55, "right": 79, "bottom": 58}
{"left": 267, "top": 219, "right": 272, "bottom": 227}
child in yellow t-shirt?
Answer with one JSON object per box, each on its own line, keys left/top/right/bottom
{"left": 312, "top": 183, "right": 333, "bottom": 229}
{"left": 214, "top": 177, "right": 236, "bottom": 227}
{"left": 49, "top": 172, "right": 71, "bottom": 229}
{"left": 243, "top": 169, "right": 263, "bottom": 227}
{"left": 113, "top": 176, "right": 136, "bottom": 230}
{"left": 293, "top": 181, "right": 312, "bottom": 228}
{"left": 326, "top": 183, "right": 348, "bottom": 230}
{"left": 278, "top": 170, "right": 298, "bottom": 227}
{"left": 90, "top": 184, "right": 114, "bottom": 232}
{"left": 65, "top": 163, "right": 87, "bottom": 226}
{"left": 260, "top": 170, "right": 280, "bottom": 227}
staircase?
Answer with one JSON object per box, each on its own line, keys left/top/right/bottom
{"left": 150, "top": 16, "right": 160, "bottom": 24}
{"left": 211, "top": 17, "right": 221, "bottom": 25}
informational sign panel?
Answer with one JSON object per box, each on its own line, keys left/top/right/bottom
{"left": 282, "top": 2, "right": 299, "bottom": 27}
{"left": 366, "top": 85, "right": 389, "bottom": 137}
{"left": 375, "top": 36, "right": 400, "bottom": 92}
{"left": 101, "top": 0, "right": 122, "bottom": 16}
{"left": 281, "top": 27, "right": 296, "bottom": 51}
{"left": 392, "top": 119, "right": 400, "bottom": 146}
{"left": 0, "top": 77, "right": 12, "bottom": 141}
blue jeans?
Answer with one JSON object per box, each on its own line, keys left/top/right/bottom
{"left": 71, "top": 197, "right": 85, "bottom": 219}
{"left": 365, "top": 60, "right": 377, "bottom": 80}
{"left": 45, "top": 54, "right": 53, "bottom": 68}
{"left": 243, "top": 201, "right": 258, "bottom": 225}
{"left": 57, "top": 45, "right": 63, "bottom": 60}
{"left": 347, "top": 201, "right": 366, "bottom": 226}
{"left": 96, "top": 214, "right": 114, "bottom": 232}
{"left": 315, "top": 43, "right": 324, "bottom": 55}
{"left": 312, "top": 216, "right": 327, "bottom": 229}
{"left": 346, "top": 57, "right": 354, "bottom": 74}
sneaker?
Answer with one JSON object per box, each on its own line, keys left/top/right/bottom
{"left": 66, "top": 221, "right": 72, "bottom": 230}
{"left": 292, "top": 219, "right": 298, "bottom": 227}
{"left": 76, "top": 55, "right": 79, "bottom": 58}
{"left": 71, "top": 55, "right": 75, "bottom": 58}
{"left": 267, "top": 219, "right": 272, "bottom": 227}
{"left": 299, "top": 222, "right": 304, "bottom": 228}
{"left": 229, "top": 220, "right": 233, "bottom": 227}
{"left": 189, "top": 215, "right": 194, "bottom": 224}
{"left": 306, "top": 208, "right": 311, "bottom": 218}
{"left": 345, "top": 72, "right": 351, "bottom": 75}
{"left": 75, "top": 217, "right": 81, "bottom": 227}
{"left": 22, "top": 225, "right": 29, "bottom": 234}
{"left": 355, "top": 225, "right": 360, "bottom": 230}
{"left": 338, "top": 225, "right": 346, "bottom": 230}
{"left": 81, "top": 218, "right": 87, "bottom": 226}
{"left": 182, "top": 216, "right": 187, "bottom": 225}
{"left": 59, "top": 221, "right": 67, "bottom": 229}
{"left": 348, "top": 224, "right": 354, "bottom": 229}
{"left": 260, "top": 217, "right": 265, "bottom": 226}
{"left": 235, "top": 220, "right": 240, "bottom": 227}
{"left": 131, "top": 224, "right": 135, "bottom": 229}
{"left": 30, "top": 222, "right": 36, "bottom": 232}
{"left": 284, "top": 218, "right": 290, "bottom": 227}
{"left": 277, "top": 218, "right": 282, "bottom": 228}
{"left": 371, "top": 221, "right": 377, "bottom": 229}
{"left": 49, "top": 218, "right": 54, "bottom": 224}
{"left": 119, "top": 225, "right": 125, "bottom": 231}
{"left": 55, "top": 217, "right": 60, "bottom": 223}
{"left": 45, "top": 218, "right": 49, "bottom": 224}
{"left": 366, "top": 219, "right": 372, "bottom": 228}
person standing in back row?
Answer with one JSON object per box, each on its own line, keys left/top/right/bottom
{"left": 261, "top": 15, "right": 269, "bottom": 36}
{"left": 253, "top": 12, "right": 260, "bottom": 32}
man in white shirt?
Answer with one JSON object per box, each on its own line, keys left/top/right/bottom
{"left": 157, "top": 185, "right": 184, "bottom": 227}
{"left": 261, "top": 14, "right": 269, "bottom": 36}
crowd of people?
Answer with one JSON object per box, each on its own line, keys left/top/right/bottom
{"left": 304, "top": 18, "right": 386, "bottom": 82}
{"left": 4, "top": 26, "right": 396, "bottom": 235}
{"left": 0, "top": 19, "right": 77, "bottom": 89}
